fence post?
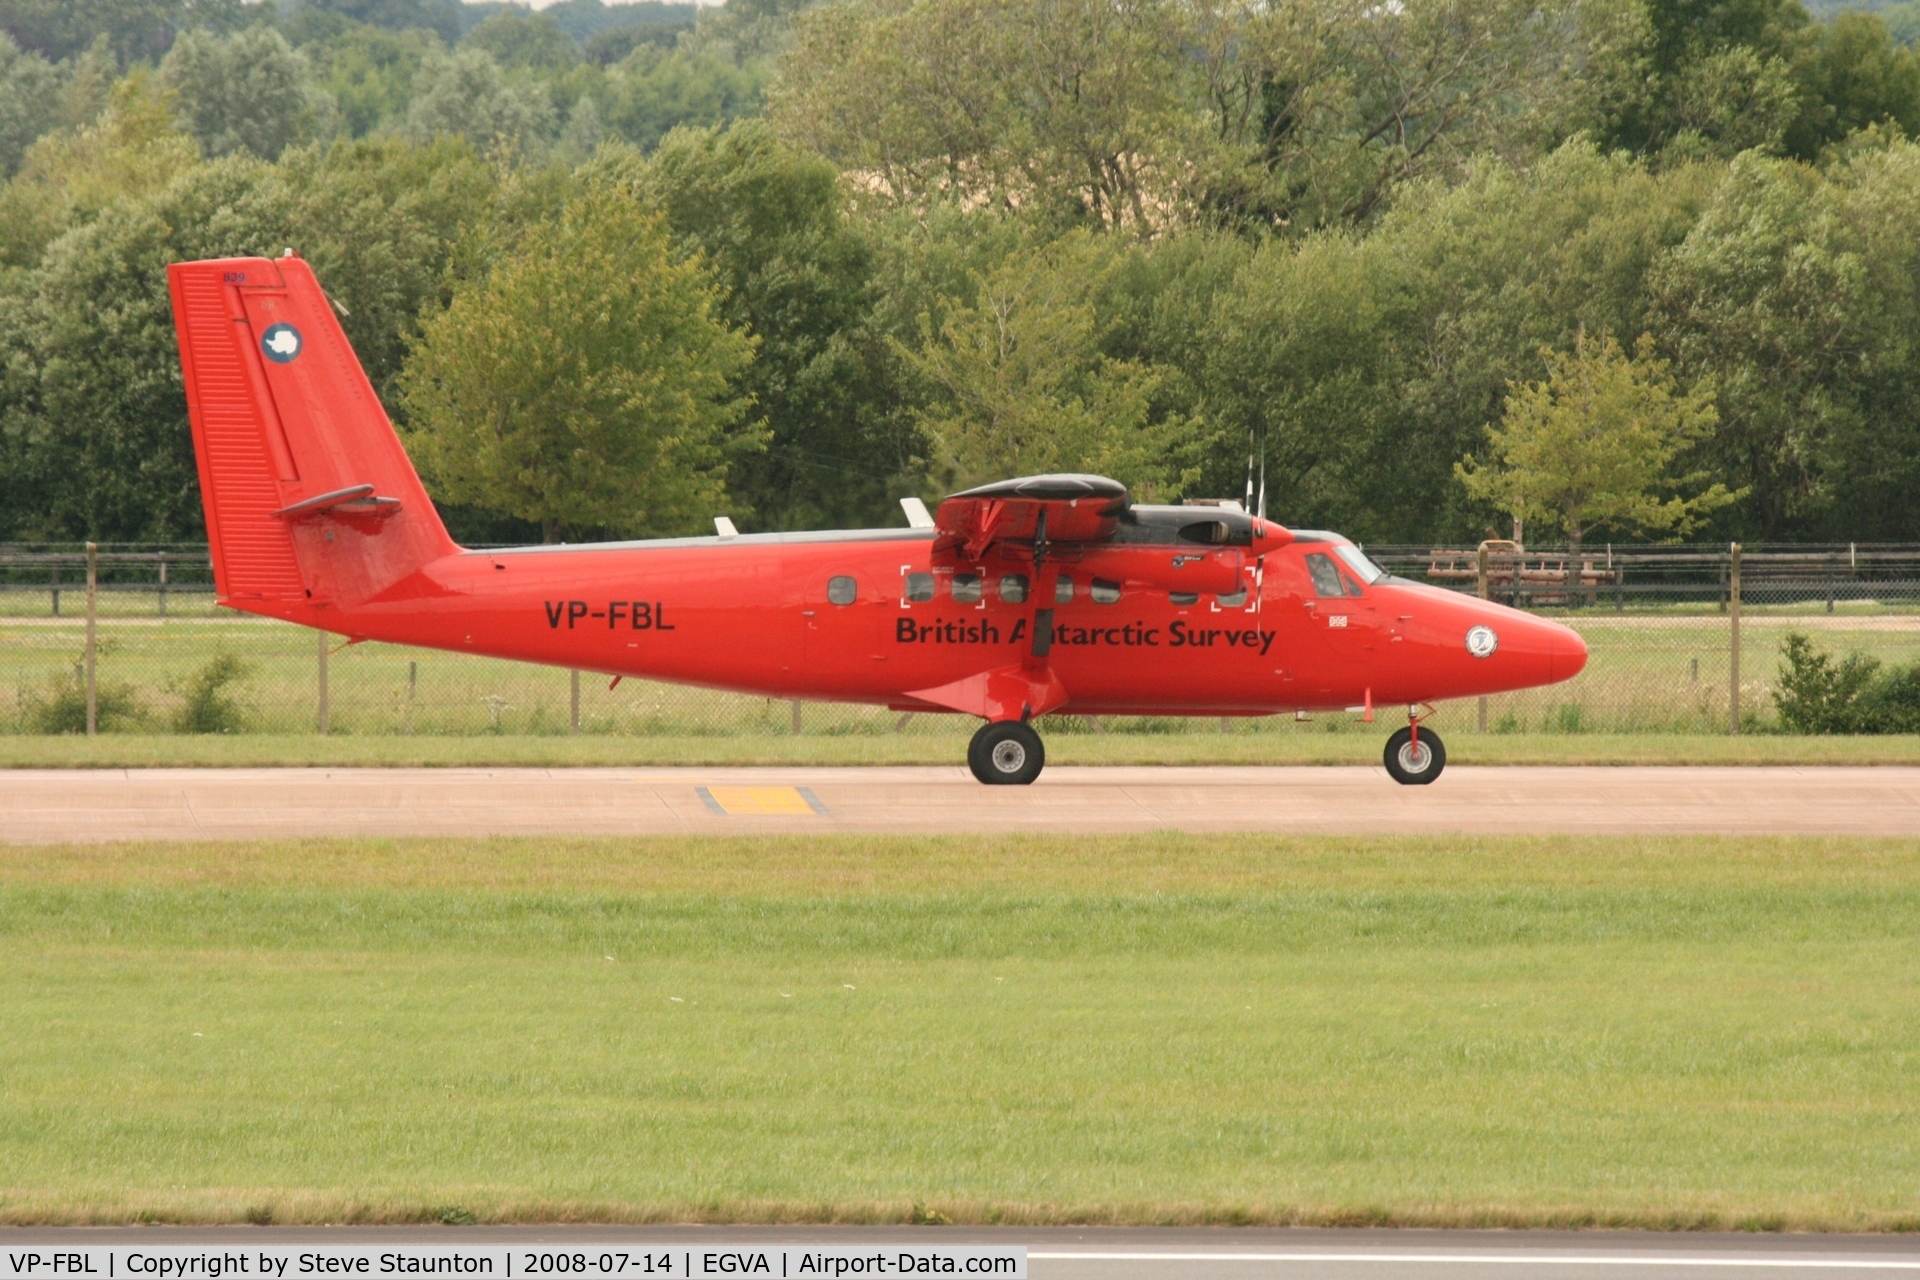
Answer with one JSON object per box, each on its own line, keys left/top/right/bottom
{"left": 1728, "top": 542, "right": 1741, "bottom": 736}
{"left": 158, "top": 556, "right": 168, "bottom": 618}
{"left": 791, "top": 699, "right": 803, "bottom": 735}
{"left": 317, "top": 629, "right": 330, "bottom": 736}
{"left": 1476, "top": 544, "right": 1490, "bottom": 733}
{"left": 84, "top": 542, "right": 97, "bottom": 737}
{"left": 570, "top": 669, "right": 581, "bottom": 735}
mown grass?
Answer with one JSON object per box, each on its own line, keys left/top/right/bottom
{"left": 2, "top": 833, "right": 1918, "bottom": 1229}
{"left": 8, "top": 610, "right": 1920, "bottom": 738}
{"left": 8, "top": 731, "right": 1920, "bottom": 768}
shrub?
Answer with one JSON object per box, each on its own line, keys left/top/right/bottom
{"left": 1859, "top": 660, "right": 1920, "bottom": 734}
{"left": 1771, "top": 632, "right": 1920, "bottom": 734}
{"left": 24, "top": 666, "right": 146, "bottom": 733}
{"left": 172, "top": 652, "right": 252, "bottom": 733}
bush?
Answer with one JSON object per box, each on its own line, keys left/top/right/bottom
{"left": 24, "top": 666, "right": 146, "bottom": 734}
{"left": 171, "top": 652, "right": 252, "bottom": 733}
{"left": 1860, "top": 659, "right": 1920, "bottom": 734}
{"left": 1773, "top": 632, "right": 1920, "bottom": 734}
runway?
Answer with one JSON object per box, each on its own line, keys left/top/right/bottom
{"left": 3, "top": 764, "right": 1918, "bottom": 842}
{"left": 2, "top": 1227, "right": 1917, "bottom": 1280}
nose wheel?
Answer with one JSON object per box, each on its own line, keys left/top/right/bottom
{"left": 1384, "top": 724, "right": 1445, "bottom": 785}
{"left": 969, "top": 720, "right": 1045, "bottom": 785}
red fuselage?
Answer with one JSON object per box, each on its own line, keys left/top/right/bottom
{"left": 239, "top": 519, "right": 1586, "bottom": 717}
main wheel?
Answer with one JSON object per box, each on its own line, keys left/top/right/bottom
{"left": 968, "top": 720, "right": 1045, "bottom": 785}
{"left": 1383, "top": 726, "right": 1446, "bottom": 785}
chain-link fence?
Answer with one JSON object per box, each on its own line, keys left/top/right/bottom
{"left": 6, "top": 543, "right": 1918, "bottom": 737}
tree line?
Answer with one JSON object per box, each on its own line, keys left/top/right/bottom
{"left": 2, "top": 0, "right": 1920, "bottom": 547}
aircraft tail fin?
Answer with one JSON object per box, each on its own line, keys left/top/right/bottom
{"left": 167, "top": 254, "right": 457, "bottom": 616}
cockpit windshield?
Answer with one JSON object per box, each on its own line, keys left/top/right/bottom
{"left": 1334, "top": 543, "right": 1386, "bottom": 585}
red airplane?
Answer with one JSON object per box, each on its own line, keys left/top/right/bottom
{"left": 167, "top": 253, "right": 1587, "bottom": 785}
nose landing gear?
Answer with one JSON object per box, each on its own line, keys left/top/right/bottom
{"left": 1384, "top": 706, "right": 1445, "bottom": 785}
{"left": 968, "top": 720, "right": 1045, "bottom": 785}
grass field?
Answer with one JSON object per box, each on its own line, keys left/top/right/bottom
{"left": 6, "top": 730, "right": 1920, "bottom": 767}
{"left": 4, "top": 833, "right": 1918, "bottom": 1229}
{"left": 5, "top": 608, "right": 1920, "bottom": 740}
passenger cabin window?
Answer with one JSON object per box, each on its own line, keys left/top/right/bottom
{"left": 951, "top": 573, "right": 983, "bottom": 603}
{"left": 1091, "top": 579, "right": 1121, "bottom": 605}
{"left": 1218, "top": 588, "right": 1248, "bottom": 608}
{"left": 1055, "top": 577, "right": 1075, "bottom": 604}
{"left": 1170, "top": 591, "right": 1199, "bottom": 607}
{"left": 905, "top": 572, "right": 935, "bottom": 602}
{"left": 827, "top": 575, "right": 857, "bottom": 605}
{"left": 999, "top": 574, "right": 1029, "bottom": 603}
{"left": 1305, "top": 553, "right": 1349, "bottom": 598}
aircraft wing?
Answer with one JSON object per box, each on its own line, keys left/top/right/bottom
{"left": 933, "top": 474, "right": 1130, "bottom": 561}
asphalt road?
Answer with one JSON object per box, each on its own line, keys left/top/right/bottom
{"left": 3, "top": 1228, "right": 1917, "bottom": 1280}
{"left": 3, "top": 764, "right": 1918, "bottom": 842}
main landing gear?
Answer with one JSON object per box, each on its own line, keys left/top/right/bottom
{"left": 1383, "top": 707, "right": 1445, "bottom": 785}
{"left": 969, "top": 720, "right": 1045, "bottom": 785}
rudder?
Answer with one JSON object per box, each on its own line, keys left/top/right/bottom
{"left": 168, "top": 254, "right": 457, "bottom": 618}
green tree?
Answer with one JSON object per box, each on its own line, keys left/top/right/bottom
{"left": 0, "top": 0, "right": 244, "bottom": 65}
{"left": 771, "top": 0, "right": 1193, "bottom": 232}
{"left": 160, "top": 26, "right": 336, "bottom": 160}
{"left": 279, "top": 133, "right": 498, "bottom": 407}
{"left": 1784, "top": 12, "right": 1920, "bottom": 157}
{"left": 0, "top": 30, "right": 60, "bottom": 179}
{"left": 1886, "top": 2, "right": 1920, "bottom": 46}
{"left": 398, "top": 185, "right": 761, "bottom": 542}
{"left": 1647, "top": 152, "right": 1867, "bottom": 535}
{"left": 599, "top": 45, "right": 765, "bottom": 152}
{"left": 405, "top": 45, "right": 556, "bottom": 155}
{"left": 1198, "top": 142, "right": 1712, "bottom": 541}
{"left": 1590, "top": 0, "right": 1811, "bottom": 157}
{"left": 1457, "top": 331, "right": 1737, "bottom": 557}
{"left": 772, "top": 0, "right": 1577, "bottom": 233}
{"left": 462, "top": 10, "right": 580, "bottom": 74}
{"left": 293, "top": 17, "right": 436, "bottom": 138}
{"left": 296, "top": 0, "right": 464, "bottom": 44}
{"left": 0, "top": 70, "right": 201, "bottom": 269}
{"left": 901, "top": 233, "right": 1197, "bottom": 493}
{"left": 0, "top": 155, "right": 297, "bottom": 540}
{"left": 608, "top": 120, "right": 902, "bottom": 529}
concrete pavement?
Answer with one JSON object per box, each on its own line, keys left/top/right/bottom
{"left": 4, "top": 764, "right": 1917, "bottom": 842}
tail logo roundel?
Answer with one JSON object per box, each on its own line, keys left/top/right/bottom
{"left": 261, "top": 323, "right": 303, "bottom": 363}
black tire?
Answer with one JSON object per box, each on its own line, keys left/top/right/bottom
{"left": 968, "top": 720, "right": 1045, "bottom": 785}
{"left": 1383, "top": 726, "right": 1446, "bottom": 785}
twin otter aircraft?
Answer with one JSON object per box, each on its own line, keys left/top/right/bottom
{"left": 168, "top": 253, "right": 1586, "bottom": 785}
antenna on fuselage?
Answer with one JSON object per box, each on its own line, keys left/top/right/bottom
{"left": 900, "top": 496, "right": 934, "bottom": 529}
{"left": 1245, "top": 428, "right": 1256, "bottom": 514}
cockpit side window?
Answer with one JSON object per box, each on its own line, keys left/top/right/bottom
{"left": 1334, "top": 544, "right": 1385, "bottom": 586}
{"left": 1305, "top": 553, "right": 1346, "bottom": 598}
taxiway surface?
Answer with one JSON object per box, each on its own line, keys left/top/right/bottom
{"left": 3, "top": 764, "right": 1916, "bottom": 842}
{"left": 3, "top": 1227, "right": 1917, "bottom": 1280}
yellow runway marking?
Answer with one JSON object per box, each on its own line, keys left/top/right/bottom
{"left": 697, "top": 785, "right": 828, "bottom": 815}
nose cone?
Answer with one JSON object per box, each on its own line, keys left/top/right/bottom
{"left": 1448, "top": 599, "right": 1588, "bottom": 696}
{"left": 1553, "top": 623, "right": 1589, "bottom": 683}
